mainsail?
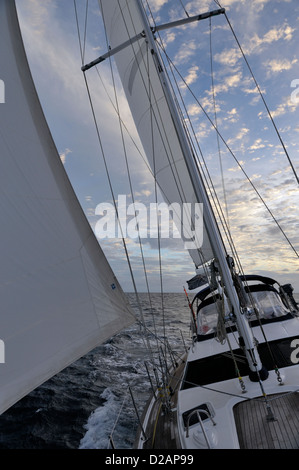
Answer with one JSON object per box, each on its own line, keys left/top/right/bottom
{"left": 99, "top": 0, "right": 214, "bottom": 267}
{"left": 0, "top": 0, "right": 135, "bottom": 415}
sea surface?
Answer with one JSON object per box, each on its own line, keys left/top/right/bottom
{"left": 0, "top": 292, "right": 298, "bottom": 450}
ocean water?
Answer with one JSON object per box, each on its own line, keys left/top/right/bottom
{"left": 0, "top": 292, "right": 298, "bottom": 450}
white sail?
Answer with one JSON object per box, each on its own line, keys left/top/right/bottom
{"left": 0, "top": 0, "right": 135, "bottom": 415}
{"left": 99, "top": 0, "right": 214, "bottom": 267}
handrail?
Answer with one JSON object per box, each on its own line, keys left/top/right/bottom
{"left": 186, "top": 409, "right": 216, "bottom": 448}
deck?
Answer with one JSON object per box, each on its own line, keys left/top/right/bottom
{"left": 136, "top": 361, "right": 299, "bottom": 449}
{"left": 135, "top": 360, "right": 185, "bottom": 449}
{"left": 234, "top": 391, "right": 299, "bottom": 449}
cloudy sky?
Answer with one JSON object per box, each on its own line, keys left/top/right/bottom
{"left": 16, "top": 0, "right": 299, "bottom": 292}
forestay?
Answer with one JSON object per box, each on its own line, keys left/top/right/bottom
{"left": 0, "top": 0, "right": 135, "bottom": 415}
{"left": 99, "top": 0, "right": 214, "bottom": 267}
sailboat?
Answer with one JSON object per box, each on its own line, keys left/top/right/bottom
{"left": 0, "top": 0, "right": 298, "bottom": 450}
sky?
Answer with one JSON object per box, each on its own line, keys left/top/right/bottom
{"left": 15, "top": 0, "right": 299, "bottom": 293}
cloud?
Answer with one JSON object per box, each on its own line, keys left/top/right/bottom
{"left": 227, "top": 160, "right": 246, "bottom": 172}
{"left": 214, "top": 48, "right": 241, "bottom": 67}
{"left": 214, "top": 168, "right": 299, "bottom": 285}
{"left": 17, "top": 0, "right": 54, "bottom": 34}
{"left": 248, "top": 138, "right": 266, "bottom": 151}
{"left": 206, "top": 71, "right": 243, "bottom": 97}
{"left": 163, "top": 30, "right": 176, "bottom": 45}
{"left": 147, "top": 0, "right": 169, "bottom": 13}
{"left": 271, "top": 97, "right": 298, "bottom": 118}
{"left": 227, "top": 128, "right": 250, "bottom": 146}
{"left": 173, "top": 40, "right": 198, "bottom": 65}
{"left": 60, "top": 148, "right": 72, "bottom": 165}
{"left": 223, "top": 107, "right": 239, "bottom": 123}
{"left": 266, "top": 58, "right": 298, "bottom": 74}
{"left": 184, "top": 66, "right": 200, "bottom": 86}
{"left": 187, "top": 96, "right": 221, "bottom": 117}
{"left": 245, "top": 23, "right": 295, "bottom": 55}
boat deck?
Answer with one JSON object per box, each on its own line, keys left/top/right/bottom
{"left": 136, "top": 360, "right": 185, "bottom": 449}
{"left": 136, "top": 357, "right": 299, "bottom": 449}
{"left": 234, "top": 391, "right": 299, "bottom": 449}
{"left": 141, "top": 398, "right": 180, "bottom": 449}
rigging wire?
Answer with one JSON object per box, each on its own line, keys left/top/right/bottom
{"left": 123, "top": 0, "right": 212, "bottom": 358}
{"left": 209, "top": 17, "right": 231, "bottom": 233}
{"left": 120, "top": 0, "right": 172, "bottom": 350}
{"left": 92, "top": 52, "right": 191, "bottom": 354}
{"left": 94, "top": 0, "right": 195, "bottom": 359}
{"left": 153, "top": 12, "right": 298, "bottom": 351}
{"left": 128, "top": 0, "right": 202, "bottom": 231}
{"left": 146, "top": 3, "right": 231, "bottom": 313}
{"left": 144, "top": 0, "right": 217, "bottom": 272}
{"left": 93, "top": 62, "right": 198, "bottom": 254}
{"left": 147, "top": 44, "right": 167, "bottom": 344}
{"left": 73, "top": 0, "right": 297, "bottom": 444}
{"left": 128, "top": 0, "right": 209, "bottom": 265}
{"left": 74, "top": 0, "right": 156, "bottom": 358}
{"left": 178, "top": 0, "right": 190, "bottom": 18}
{"left": 209, "top": 3, "right": 293, "bottom": 374}
{"left": 213, "top": 1, "right": 298, "bottom": 185}
{"left": 153, "top": 37, "right": 253, "bottom": 281}
{"left": 98, "top": 0, "right": 161, "bottom": 357}
{"left": 89, "top": 31, "right": 207, "bottom": 347}
{"left": 147, "top": 0, "right": 298, "bottom": 274}
{"left": 224, "top": 12, "right": 299, "bottom": 186}
{"left": 73, "top": 0, "right": 89, "bottom": 64}
{"left": 146, "top": 2, "right": 299, "bottom": 286}
{"left": 158, "top": 49, "right": 299, "bottom": 260}
{"left": 206, "top": 17, "right": 255, "bottom": 283}
{"left": 104, "top": 1, "right": 160, "bottom": 351}
{"left": 82, "top": 0, "right": 89, "bottom": 64}
{"left": 100, "top": 3, "right": 297, "bottom": 323}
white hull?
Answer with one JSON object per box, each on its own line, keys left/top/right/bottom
{"left": 137, "top": 310, "right": 299, "bottom": 449}
{"left": 179, "top": 318, "right": 299, "bottom": 448}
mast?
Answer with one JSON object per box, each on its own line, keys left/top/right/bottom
{"left": 135, "top": 0, "right": 267, "bottom": 381}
